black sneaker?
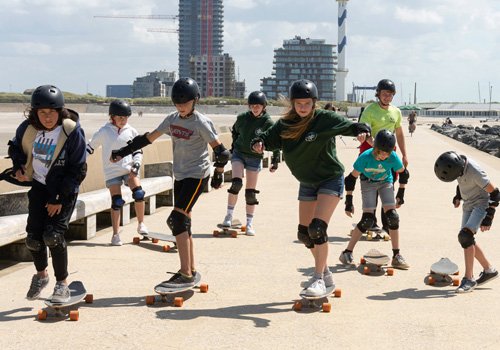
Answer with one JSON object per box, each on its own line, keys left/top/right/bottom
{"left": 456, "top": 277, "right": 477, "bottom": 293}
{"left": 160, "top": 271, "right": 195, "bottom": 288}
{"left": 476, "top": 270, "right": 498, "bottom": 285}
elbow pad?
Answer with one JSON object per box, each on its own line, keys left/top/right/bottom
{"left": 345, "top": 174, "right": 357, "bottom": 192}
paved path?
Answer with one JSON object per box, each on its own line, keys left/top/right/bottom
{"left": 1, "top": 125, "right": 499, "bottom": 349}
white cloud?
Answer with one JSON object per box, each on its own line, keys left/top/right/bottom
{"left": 395, "top": 6, "right": 444, "bottom": 24}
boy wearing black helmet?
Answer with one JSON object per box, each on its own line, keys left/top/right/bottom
{"left": 86, "top": 99, "right": 149, "bottom": 246}
{"left": 8, "top": 85, "right": 87, "bottom": 302}
{"left": 434, "top": 151, "right": 499, "bottom": 293}
{"left": 252, "top": 79, "right": 371, "bottom": 297}
{"left": 340, "top": 129, "right": 410, "bottom": 269}
{"left": 111, "top": 77, "right": 230, "bottom": 288}
{"left": 221, "top": 91, "right": 279, "bottom": 236}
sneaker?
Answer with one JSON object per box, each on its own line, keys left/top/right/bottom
{"left": 456, "top": 277, "right": 477, "bottom": 293}
{"left": 159, "top": 271, "right": 195, "bottom": 288}
{"left": 246, "top": 225, "right": 255, "bottom": 236}
{"left": 476, "top": 269, "right": 498, "bottom": 285}
{"left": 111, "top": 234, "right": 122, "bottom": 246}
{"left": 304, "top": 278, "right": 326, "bottom": 297}
{"left": 50, "top": 281, "right": 71, "bottom": 303}
{"left": 137, "top": 222, "right": 149, "bottom": 235}
{"left": 391, "top": 254, "right": 410, "bottom": 270}
{"left": 222, "top": 214, "right": 232, "bottom": 227}
{"left": 26, "top": 274, "right": 49, "bottom": 300}
{"left": 300, "top": 271, "right": 335, "bottom": 289}
{"left": 339, "top": 250, "right": 354, "bottom": 265}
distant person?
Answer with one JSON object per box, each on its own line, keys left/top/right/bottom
{"left": 8, "top": 85, "right": 87, "bottom": 302}
{"left": 408, "top": 111, "right": 417, "bottom": 135}
{"left": 444, "top": 117, "right": 453, "bottom": 125}
{"left": 252, "top": 79, "right": 370, "bottom": 297}
{"left": 434, "top": 151, "right": 499, "bottom": 293}
{"left": 138, "top": 111, "right": 143, "bottom": 117}
{"left": 111, "top": 77, "right": 231, "bottom": 288}
{"left": 86, "top": 99, "right": 149, "bottom": 246}
{"left": 340, "top": 130, "right": 410, "bottom": 269}
{"left": 221, "top": 91, "right": 279, "bottom": 236}
{"left": 324, "top": 102, "right": 336, "bottom": 112}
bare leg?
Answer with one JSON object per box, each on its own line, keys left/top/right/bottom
{"left": 474, "top": 244, "right": 493, "bottom": 270}
{"left": 129, "top": 176, "right": 145, "bottom": 225}
{"left": 464, "top": 246, "right": 475, "bottom": 279}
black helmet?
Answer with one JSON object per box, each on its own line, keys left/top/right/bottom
{"left": 434, "top": 151, "right": 466, "bottom": 182}
{"left": 109, "top": 99, "right": 131, "bottom": 117}
{"left": 31, "top": 85, "right": 64, "bottom": 109}
{"left": 376, "top": 79, "right": 396, "bottom": 94}
{"left": 374, "top": 129, "right": 396, "bottom": 153}
{"left": 289, "top": 79, "right": 318, "bottom": 100}
{"left": 171, "top": 77, "right": 200, "bottom": 104}
{"left": 248, "top": 91, "right": 267, "bottom": 106}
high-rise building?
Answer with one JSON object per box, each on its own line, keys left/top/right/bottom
{"left": 261, "top": 36, "right": 337, "bottom": 101}
{"left": 132, "top": 70, "right": 177, "bottom": 98}
{"left": 178, "top": 0, "right": 224, "bottom": 82}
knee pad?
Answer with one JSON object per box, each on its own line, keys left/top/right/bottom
{"left": 357, "top": 212, "right": 375, "bottom": 233}
{"left": 385, "top": 209, "right": 400, "bottom": 230}
{"left": 25, "top": 234, "right": 43, "bottom": 252}
{"left": 42, "top": 226, "right": 66, "bottom": 250}
{"left": 111, "top": 195, "right": 125, "bottom": 210}
{"left": 167, "top": 210, "right": 191, "bottom": 236}
{"left": 308, "top": 218, "right": 328, "bottom": 245}
{"left": 245, "top": 189, "right": 260, "bottom": 205}
{"left": 458, "top": 227, "right": 475, "bottom": 248}
{"left": 132, "top": 186, "right": 145, "bottom": 202}
{"left": 227, "top": 178, "right": 243, "bottom": 195}
{"left": 297, "top": 224, "right": 314, "bottom": 249}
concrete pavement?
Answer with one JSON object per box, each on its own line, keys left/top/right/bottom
{"left": 1, "top": 124, "right": 499, "bottom": 349}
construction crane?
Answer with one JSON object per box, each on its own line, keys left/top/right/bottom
{"left": 94, "top": 15, "right": 178, "bottom": 20}
{"left": 146, "top": 28, "right": 179, "bottom": 34}
{"left": 351, "top": 83, "right": 376, "bottom": 103}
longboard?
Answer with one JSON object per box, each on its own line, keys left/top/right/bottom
{"left": 348, "top": 223, "right": 390, "bottom": 241}
{"left": 293, "top": 285, "right": 342, "bottom": 313}
{"left": 133, "top": 231, "right": 177, "bottom": 252}
{"left": 38, "top": 281, "right": 93, "bottom": 321}
{"left": 361, "top": 249, "right": 394, "bottom": 276}
{"left": 213, "top": 219, "right": 246, "bottom": 238}
{"left": 427, "top": 258, "right": 460, "bottom": 286}
{"left": 146, "top": 272, "right": 208, "bottom": 307}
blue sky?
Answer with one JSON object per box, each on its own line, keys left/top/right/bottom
{"left": 0, "top": 0, "right": 499, "bottom": 103}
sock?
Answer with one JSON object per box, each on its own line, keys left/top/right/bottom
{"left": 392, "top": 249, "right": 400, "bottom": 257}
{"left": 313, "top": 272, "right": 323, "bottom": 280}
{"left": 226, "top": 205, "right": 234, "bottom": 217}
{"left": 246, "top": 213, "right": 254, "bottom": 227}
{"left": 485, "top": 267, "right": 497, "bottom": 273}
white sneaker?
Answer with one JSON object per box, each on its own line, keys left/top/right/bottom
{"left": 111, "top": 234, "right": 123, "bottom": 246}
{"left": 246, "top": 225, "right": 255, "bottom": 236}
{"left": 222, "top": 215, "right": 232, "bottom": 227}
{"left": 137, "top": 222, "right": 149, "bottom": 235}
{"left": 304, "top": 278, "right": 326, "bottom": 297}
{"left": 301, "top": 271, "right": 334, "bottom": 288}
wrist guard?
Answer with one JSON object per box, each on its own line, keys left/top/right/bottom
{"left": 481, "top": 207, "right": 496, "bottom": 227}
{"left": 352, "top": 122, "right": 371, "bottom": 136}
{"left": 396, "top": 188, "right": 405, "bottom": 205}
{"left": 345, "top": 194, "right": 354, "bottom": 213}
{"left": 112, "top": 133, "right": 151, "bottom": 160}
{"left": 213, "top": 144, "right": 230, "bottom": 168}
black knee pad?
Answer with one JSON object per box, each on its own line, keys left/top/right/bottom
{"left": 385, "top": 209, "right": 400, "bottom": 230}
{"left": 167, "top": 210, "right": 191, "bottom": 236}
{"left": 308, "top": 218, "right": 328, "bottom": 245}
{"left": 357, "top": 212, "right": 375, "bottom": 233}
{"left": 111, "top": 195, "right": 125, "bottom": 210}
{"left": 297, "top": 224, "right": 314, "bottom": 249}
{"left": 458, "top": 227, "right": 475, "bottom": 248}
{"left": 245, "top": 189, "right": 260, "bottom": 205}
{"left": 25, "top": 234, "right": 43, "bottom": 252}
{"left": 132, "top": 186, "right": 145, "bottom": 202}
{"left": 227, "top": 178, "right": 243, "bottom": 195}
{"left": 42, "top": 226, "right": 66, "bottom": 251}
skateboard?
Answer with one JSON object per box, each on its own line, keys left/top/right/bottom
{"left": 348, "top": 224, "right": 390, "bottom": 241}
{"left": 146, "top": 272, "right": 208, "bottom": 307}
{"left": 293, "top": 285, "right": 342, "bottom": 313}
{"left": 213, "top": 219, "right": 246, "bottom": 238}
{"left": 133, "top": 231, "right": 177, "bottom": 252}
{"left": 360, "top": 249, "right": 394, "bottom": 276}
{"left": 38, "top": 281, "right": 93, "bottom": 321}
{"left": 427, "top": 258, "right": 460, "bottom": 286}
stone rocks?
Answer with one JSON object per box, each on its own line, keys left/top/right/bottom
{"left": 431, "top": 123, "right": 500, "bottom": 158}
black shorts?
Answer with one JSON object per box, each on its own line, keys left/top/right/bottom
{"left": 174, "top": 176, "right": 209, "bottom": 213}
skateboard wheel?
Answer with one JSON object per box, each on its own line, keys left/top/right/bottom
{"left": 384, "top": 235, "right": 390, "bottom": 241}
{"left": 38, "top": 309, "right": 47, "bottom": 321}
{"left": 133, "top": 237, "right": 141, "bottom": 244}
{"left": 69, "top": 310, "right": 79, "bottom": 321}
{"left": 231, "top": 232, "right": 238, "bottom": 238}
{"left": 293, "top": 301, "right": 302, "bottom": 311}
{"left": 452, "top": 278, "right": 459, "bottom": 286}
{"left": 322, "top": 302, "right": 332, "bottom": 313}
{"left": 386, "top": 268, "right": 394, "bottom": 276}
{"left": 360, "top": 258, "right": 366, "bottom": 265}
{"left": 152, "top": 238, "right": 159, "bottom": 244}
{"left": 85, "top": 294, "right": 94, "bottom": 303}
{"left": 453, "top": 271, "right": 460, "bottom": 276}
{"left": 199, "top": 283, "right": 209, "bottom": 293}
{"left": 334, "top": 288, "right": 342, "bottom": 298}
{"left": 174, "top": 297, "right": 184, "bottom": 307}
{"left": 367, "top": 233, "right": 373, "bottom": 240}
{"left": 146, "top": 295, "right": 155, "bottom": 305}
{"left": 428, "top": 276, "right": 435, "bottom": 285}
{"left": 213, "top": 230, "right": 219, "bottom": 237}
{"left": 363, "top": 266, "right": 370, "bottom": 275}
{"left": 162, "top": 245, "right": 170, "bottom": 252}
{"left": 240, "top": 225, "right": 246, "bottom": 232}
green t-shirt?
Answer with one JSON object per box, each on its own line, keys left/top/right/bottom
{"left": 360, "top": 102, "right": 402, "bottom": 137}
{"left": 259, "top": 109, "right": 356, "bottom": 186}
{"left": 232, "top": 110, "right": 276, "bottom": 159}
